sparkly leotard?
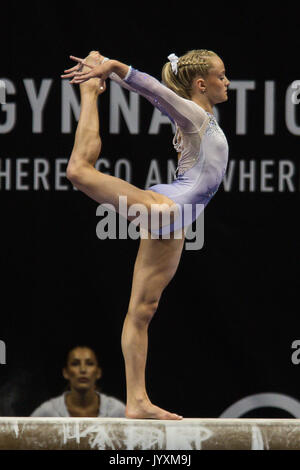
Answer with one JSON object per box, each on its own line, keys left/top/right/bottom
{"left": 109, "top": 67, "right": 229, "bottom": 234}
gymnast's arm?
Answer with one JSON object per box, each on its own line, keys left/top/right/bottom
{"left": 102, "top": 58, "right": 207, "bottom": 131}
{"left": 64, "top": 55, "right": 207, "bottom": 131}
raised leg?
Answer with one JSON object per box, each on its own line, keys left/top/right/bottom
{"left": 122, "top": 233, "right": 185, "bottom": 419}
{"left": 66, "top": 52, "right": 177, "bottom": 222}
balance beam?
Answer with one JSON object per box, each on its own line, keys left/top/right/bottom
{"left": 0, "top": 418, "right": 300, "bottom": 450}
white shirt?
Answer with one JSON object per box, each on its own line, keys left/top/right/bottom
{"left": 30, "top": 392, "right": 126, "bottom": 417}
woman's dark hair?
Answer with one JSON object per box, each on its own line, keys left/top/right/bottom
{"left": 63, "top": 344, "right": 101, "bottom": 368}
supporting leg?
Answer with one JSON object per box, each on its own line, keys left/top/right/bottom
{"left": 122, "top": 234, "right": 185, "bottom": 419}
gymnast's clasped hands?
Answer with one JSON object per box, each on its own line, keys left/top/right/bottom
{"left": 61, "top": 52, "right": 118, "bottom": 91}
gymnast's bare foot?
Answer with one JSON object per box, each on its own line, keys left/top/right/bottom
{"left": 79, "top": 51, "right": 106, "bottom": 96}
{"left": 126, "top": 399, "right": 183, "bottom": 420}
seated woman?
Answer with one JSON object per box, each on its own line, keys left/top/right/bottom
{"left": 31, "top": 345, "right": 125, "bottom": 417}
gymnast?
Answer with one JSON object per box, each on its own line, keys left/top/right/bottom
{"left": 61, "top": 49, "right": 230, "bottom": 419}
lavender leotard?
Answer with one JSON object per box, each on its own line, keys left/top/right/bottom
{"left": 109, "top": 66, "right": 229, "bottom": 234}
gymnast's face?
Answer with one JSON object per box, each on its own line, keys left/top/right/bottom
{"left": 197, "top": 57, "right": 230, "bottom": 105}
{"left": 63, "top": 347, "right": 101, "bottom": 392}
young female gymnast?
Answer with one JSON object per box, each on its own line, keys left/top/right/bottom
{"left": 61, "top": 49, "right": 230, "bottom": 420}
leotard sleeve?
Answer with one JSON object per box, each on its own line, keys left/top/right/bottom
{"left": 109, "top": 66, "right": 207, "bottom": 133}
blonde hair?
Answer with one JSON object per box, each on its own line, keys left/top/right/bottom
{"left": 162, "top": 49, "right": 219, "bottom": 99}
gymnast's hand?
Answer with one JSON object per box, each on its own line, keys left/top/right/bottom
{"left": 61, "top": 55, "right": 113, "bottom": 84}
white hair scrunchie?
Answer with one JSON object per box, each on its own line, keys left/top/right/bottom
{"left": 168, "top": 53, "right": 179, "bottom": 75}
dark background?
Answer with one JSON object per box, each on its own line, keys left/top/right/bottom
{"left": 0, "top": 2, "right": 299, "bottom": 418}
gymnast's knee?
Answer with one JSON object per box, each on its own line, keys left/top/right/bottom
{"left": 127, "top": 299, "right": 160, "bottom": 327}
